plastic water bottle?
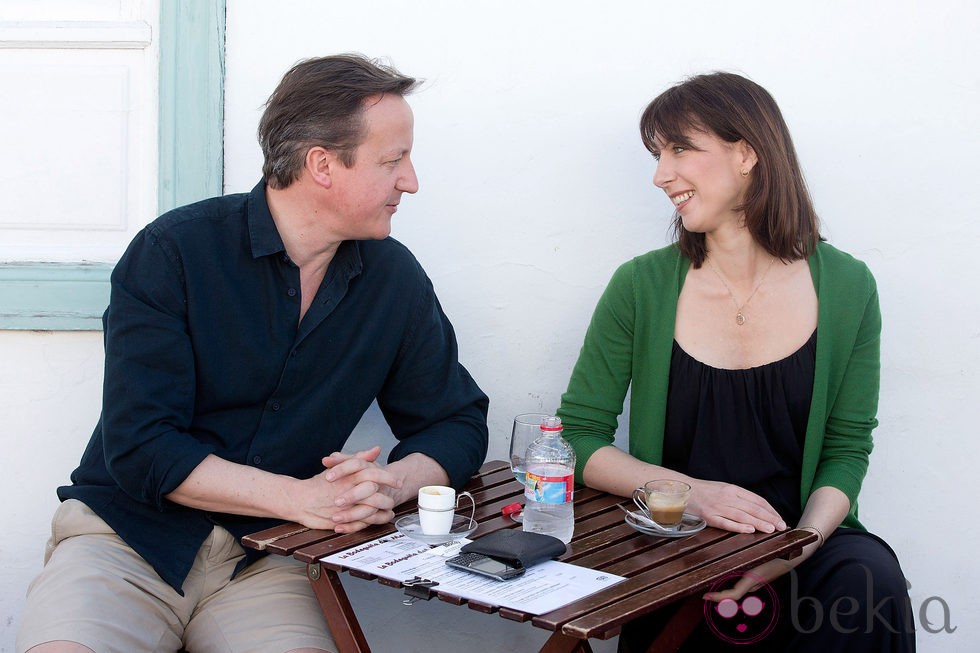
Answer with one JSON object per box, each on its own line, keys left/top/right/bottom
{"left": 522, "top": 416, "right": 576, "bottom": 543}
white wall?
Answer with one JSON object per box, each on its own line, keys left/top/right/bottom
{"left": 3, "top": 1, "right": 977, "bottom": 651}
{"left": 1, "top": 332, "right": 105, "bottom": 650}
{"left": 224, "top": 1, "right": 979, "bottom": 649}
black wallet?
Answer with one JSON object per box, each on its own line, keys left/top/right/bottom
{"left": 459, "top": 529, "right": 566, "bottom": 568}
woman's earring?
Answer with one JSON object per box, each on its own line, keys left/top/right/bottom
{"left": 740, "top": 169, "right": 749, "bottom": 177}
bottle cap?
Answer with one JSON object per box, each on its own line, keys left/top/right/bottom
{"left": 540, "top": 416, "right": 562, "bottom": 432}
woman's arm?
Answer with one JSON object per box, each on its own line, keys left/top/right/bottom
{"left": 584, "top": 445, "right": 786, "bottom": 533}
{"left": 812, "top": 280, "right": 880, "bottom": 511}
{"left": 703, "top": 485, "right": 849, "bottom": 602}
{"left": 796, "top": 485, "right": 850, "bottom": 548}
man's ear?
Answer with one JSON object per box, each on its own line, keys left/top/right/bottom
{"left": 306, "top": 146, "right": 333, "bottom": 188}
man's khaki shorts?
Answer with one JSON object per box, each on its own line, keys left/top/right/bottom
{"left": 17, "top": 499, "right": 337, "bottom": 653}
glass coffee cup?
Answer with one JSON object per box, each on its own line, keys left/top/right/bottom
{"left": 632, "top": 480, "right": 691, "bottom": 529}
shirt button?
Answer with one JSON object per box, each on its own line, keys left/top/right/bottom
{"left": 252, "top": 455, "right": 262, "bottom": 464}
{"left": 287, "top": 288, "right": 297, "bottom": 297}
{"left": 271, "top": 401, "right": 281, "bottom": 411}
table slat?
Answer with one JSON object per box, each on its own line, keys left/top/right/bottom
{"left": 558, "top": 529, "right": 815, "bottom": 639}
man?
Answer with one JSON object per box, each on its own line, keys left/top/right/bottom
{"left": 18, "top": 54, "right": 489, "bottom": 653}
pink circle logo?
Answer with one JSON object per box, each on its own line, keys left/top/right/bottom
{"left": 703, "top": 572, "right": 780, "bottom": 645}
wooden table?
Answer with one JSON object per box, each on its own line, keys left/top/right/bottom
{"left": 242, "top": 461, "right": 815, "bottom": 653}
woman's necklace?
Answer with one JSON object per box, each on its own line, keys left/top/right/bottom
{"left": 705, "top": 255, "right": 776, "bottom": 326}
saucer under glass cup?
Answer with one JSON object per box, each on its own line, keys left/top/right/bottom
{"left": 625, "top": 479, "right": 707, "bottom": 537}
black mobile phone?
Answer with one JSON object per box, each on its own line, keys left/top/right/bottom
{"left": 445, "top": 552, "right": 525, "bottom": 581}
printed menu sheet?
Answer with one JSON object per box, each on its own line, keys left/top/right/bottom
{"left": 320, "top": 531, "right": 625, "bottom": 615}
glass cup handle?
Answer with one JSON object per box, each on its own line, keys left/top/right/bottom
{"left": 631, "top": 488, "right": 648, "bottom": 514}
{"left": 456, "top": 491, "right": 476, "bottom": 525}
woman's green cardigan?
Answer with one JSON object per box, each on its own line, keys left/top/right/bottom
{"left": 557, "top": 241, "right": 880, "bottom": 529}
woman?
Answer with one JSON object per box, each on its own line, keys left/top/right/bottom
{"left": 556, "top": 72, "right": 914, "bottom": 651}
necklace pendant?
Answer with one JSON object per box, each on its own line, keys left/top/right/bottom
{"left": 736, "top": 312, "right": 746, "bottom": 326}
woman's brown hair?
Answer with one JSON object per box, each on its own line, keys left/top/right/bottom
{"left": 640, "top": 72, "right": 820, "bottom": 267}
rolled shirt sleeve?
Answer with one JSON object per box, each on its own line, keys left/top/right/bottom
{"left": 100, "top": 226, "right": 217, "bottom": 508}
{"left": 379, "top": 272, "right": 489, "bottom": 489}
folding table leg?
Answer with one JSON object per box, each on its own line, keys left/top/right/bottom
{"left": 307, "top": 563, "right": 371, "bottom": 653}
{"left": 645, "top": 596, "right": 703, "bottom": 653}
{"left": 539, "top": 632, "right": 594, "bottom": 653}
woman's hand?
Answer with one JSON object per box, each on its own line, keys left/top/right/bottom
{"left": 703, "top": 486, "right": 847, "bottom": 603}
{"left": 687, "top": 480, "right": 787, "bottom": 534}
{"left": 582, "top": 447, "right": 785, "bottom": 534}
{"left": 703, "top": 537, "right": 820, "bottom": 603}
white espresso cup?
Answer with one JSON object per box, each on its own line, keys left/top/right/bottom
{"left": 417, "top": 486, "right": 475, "bottom": 535}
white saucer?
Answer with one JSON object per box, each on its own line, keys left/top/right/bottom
{"left": 624, "top": 510, "right": 706, "bottom": 537}
{"left": 394, "top": 514, "right": 478, "bottom": 545}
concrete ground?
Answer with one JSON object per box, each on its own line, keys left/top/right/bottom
{"left": 341, "top": 574, "right": 619, "bottom": 653}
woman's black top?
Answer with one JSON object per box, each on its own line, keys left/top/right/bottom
{"left": 662, "top": 331, "right": 817, "bottom": 526}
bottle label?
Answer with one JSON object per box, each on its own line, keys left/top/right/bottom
{"left": 525, "top": 470, "right": 574, "bottom": 504}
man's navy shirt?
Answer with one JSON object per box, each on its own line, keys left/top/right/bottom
{"left": 60, "top": 181, "right": 489, "bottom": 593}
